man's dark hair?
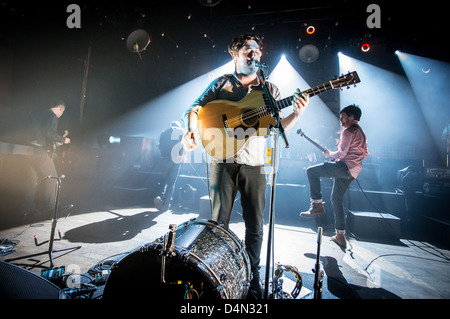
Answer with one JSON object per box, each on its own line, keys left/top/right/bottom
{"left": 340, "top": 104, "right": 362, "bottom": 121}
{"left": 228, "top": 33, "right": 263, "bottom": 56}
{"left": 49, "top": 98, "right": 66, "bottom": 109}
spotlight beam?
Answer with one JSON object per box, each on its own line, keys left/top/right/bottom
{"left": 396, "top": 51, "right": 450, "bottom": 164}
{"left": 338, "top": 52, "right": 433, "bottom": 159}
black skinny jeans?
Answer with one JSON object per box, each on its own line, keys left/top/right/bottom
{"left": 209, "top": 162, "right": 266, "bottom": 273}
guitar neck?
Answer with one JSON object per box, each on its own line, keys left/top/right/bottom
{"left": 302, "top": 134, "right": 326, "bottom": 153}
{"left": 255, "top": 71, "right": 359, "bottom": 119}
{"left": 275, "top": 81, "right": 335, "bottom": 112}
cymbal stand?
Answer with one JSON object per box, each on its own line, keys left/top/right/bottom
{"left": 6, "top": 175, "right": 81, "bottom": 269}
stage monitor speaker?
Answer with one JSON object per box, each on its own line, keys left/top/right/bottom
{"left": 348, "top": 211, "right": 401, "bottom": 242}
{"left": 0, "top": 261, "right": 67, "bottom": 299}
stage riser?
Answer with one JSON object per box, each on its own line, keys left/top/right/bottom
{"left": 348, "top": 211, "right": 401, "bottom": 242}
{"left": 346, "top": 189, "right": 407, "bottom": 219}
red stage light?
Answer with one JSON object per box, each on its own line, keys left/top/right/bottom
{"left": 361, "top": 43, "right": 370, "bottom": 52}
{"left": 306, "top": 26, "right": 315, "bottom": 35}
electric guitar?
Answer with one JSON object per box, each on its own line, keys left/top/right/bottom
{"left": 296, "top": 129, "right": 327, "bottom": 153}
{"left": 55, "top": 130, "right": 69, "bottom": 148}
{"left": 30, "top": 130, "right": 69, "bottom": 152}
{"left": 52, "top": 130, "right": 69, "bottom": 159}
{"left": 197, "top": 71, "right": 360, "bottom": 159}
{"left": 297, "top": 128, "right": 336, "bottom": 162}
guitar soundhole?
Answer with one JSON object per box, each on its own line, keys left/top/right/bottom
{"left": 241, "top": 109, "right": 258, "bottom": 127}
{"left": 233, "top": 109, "right": 259, "bottom": 141}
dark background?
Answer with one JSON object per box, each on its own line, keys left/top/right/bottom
{"left": 1, "top": 0, "right": 447, "bottom": 145}
{"left": 0, "top": 1, "right": 448, "bottom": 223}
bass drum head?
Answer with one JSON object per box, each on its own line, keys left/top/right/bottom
{"left": 102, "top": 246, "right": 217, "bottom": 300}
{"left": 103, "top": 219, "right": 250, "bottom": 300}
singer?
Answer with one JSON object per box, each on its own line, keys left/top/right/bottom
{"left": 183, "top": 33, "right": 309, "bottom": 298}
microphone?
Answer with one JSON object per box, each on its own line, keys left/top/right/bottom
{"left": 254, "top": 61, "right": 268, "bottom": 68}
{"left": 247, "top": 51, "right": 268, "bottom": 68}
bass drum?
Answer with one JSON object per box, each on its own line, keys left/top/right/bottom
{"left": 102, "top": 219, "right": 251, "bottom": 300}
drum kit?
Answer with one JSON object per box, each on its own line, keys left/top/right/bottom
{"left": 102, "top": 218, "right": 324, "bottom": 300}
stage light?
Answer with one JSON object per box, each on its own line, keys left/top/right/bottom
{"left": 361, "top": 43, "right": 370, "bottom": 52}
{"left": 337, "top": 52, "right": 357, "bottom": 74}
{"left": 109, "top": 136, "right": 121, "bottom": 144}
{"left": 395, "top": 50, "right": 407, "bottom": 61}
{"left": 306, "top": 26, "right": 315, "bottom": 35}
{"left": 396, "top": 51, "right": 450, "bottom": 157}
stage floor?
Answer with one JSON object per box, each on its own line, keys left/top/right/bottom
{"left": 1, "top": 200, "right": 449, "bottom": 300}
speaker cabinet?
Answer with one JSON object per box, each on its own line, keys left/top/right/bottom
{"left": 0, "top": 261, "right": 67, "bottom": 299}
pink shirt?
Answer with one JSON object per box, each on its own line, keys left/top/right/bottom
{"left": 330, "top": 120, "right": 369, "bottom": 179}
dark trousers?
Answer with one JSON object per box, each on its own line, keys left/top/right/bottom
{"left": 158, "top": 158, "right": 181, "bottom": 209}
{"left": 209, "top": 162, "right": 266, "bottom": 273}
{"left": 23, "top": 147, "right": 58, "bottom": 215}
{"left": 306, "top": 161, "right": 354, "bottom": 231}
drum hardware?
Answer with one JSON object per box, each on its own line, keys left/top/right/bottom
{"left": 272, "top": 263, "right": 303, "bottom": 299}
{"left": 160, "top": 224, "right": 200, "bottom": 298}
{"left": 160, "top": 224, "right": 180, "bottom": 284}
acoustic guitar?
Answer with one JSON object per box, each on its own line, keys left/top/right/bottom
{"left": 197, "top": 71, "right": 360, "bottom": 159}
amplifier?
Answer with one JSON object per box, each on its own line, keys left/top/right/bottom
{"left": 425, "top": 167, "right": 450, "bottom": 180}
{"left": 348, "top": 211, "right": 401, "bottom": 242}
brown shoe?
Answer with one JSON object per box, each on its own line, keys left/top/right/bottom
{"left": 331, "top": 233, "right": 347, "bottom": 248}
{"left": 300, "top": 201, "right": 325, "bottom": 218}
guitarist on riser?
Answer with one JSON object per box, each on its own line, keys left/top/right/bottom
{"left": 24, "top": 99, "right": 71, "bottom": 221}
{"left": 182, "top": 33, "right": 309, "bottom": 298}
{"left": 300, "top": 104, "right": 369, "bottom": 248}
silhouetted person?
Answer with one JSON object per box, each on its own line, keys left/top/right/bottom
{"left": 153, "top": 121, "right": 185, "bottom": 211}
{"left": 23, "top": 99, "right": 70, "bottom": 220}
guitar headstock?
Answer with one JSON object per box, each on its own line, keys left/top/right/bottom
{"left": 332, "top": 71, "right": 361, "bottom": 89}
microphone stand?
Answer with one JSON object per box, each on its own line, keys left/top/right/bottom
{"left": 6, "top": 175, "right": 81, "bottom": 269}
{"left": 313, "top": 227, "right": 324, "bottom": 299}
{"left": 258, "top": 64, "right": 290, "bottom": 299}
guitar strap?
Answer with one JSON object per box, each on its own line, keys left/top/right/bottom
{"left": 215, "top": 74, "right": 233, "bottom": 99}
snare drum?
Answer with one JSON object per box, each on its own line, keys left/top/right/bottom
{"left": 103, "top": 219, "right": 251, "bottom": 299}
